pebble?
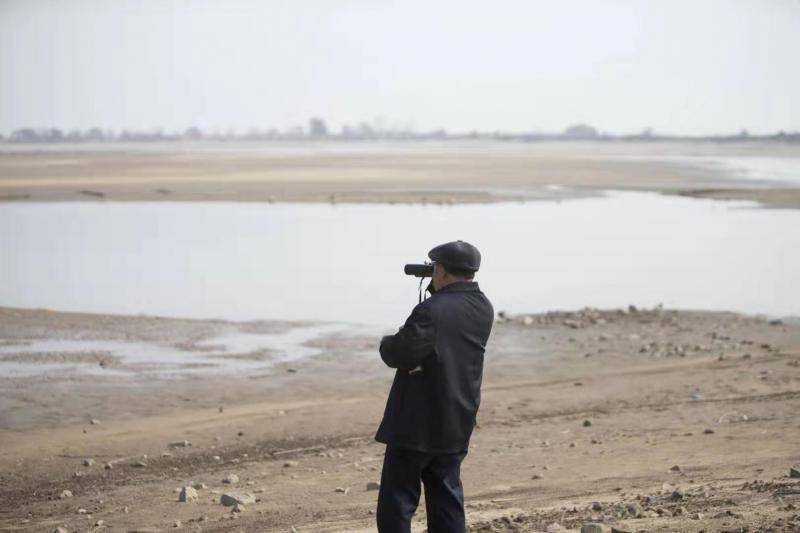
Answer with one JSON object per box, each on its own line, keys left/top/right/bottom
{"left": 90, "top": 418, "right": 101, "bottom": 425}
{"left": 59, "top": 490, "right": 73, "bottom": 499}
{"left": 670, "top": 464, "right": 682, "bottom": 472}
{"left": 366, "top": 482, "right": 380, "bottom": 491}
{"left": 104, "top": 462, "right": 113, "bottom": 470}
{"left": 532, "top": 474, "right": 544, "bottom": 480}
{"left": 334, "top": 487, "right": 350, "bottom": 494}
{"left": 220, "top": 492, "right": 255, "bottom": 506}
{"left": 232, "top": 503, "right": 245, "bottom": 513}
{"left": 83, "top": 458, "right": 95, "bottom": 467}
{"left": 703, "top": 428, "right": 715, "bottom": 434}
{"left": 583, "top": 420, "right": 592, "bottom": 427}
{"left": 625, "top": 501, "right": 643, "bottom": 518}
{"left": 53, "top": 528, "right": 68, "bottom": 533}
{"left": 192, "top": 482, "right": 207, "bottom": 490}
{"left": 283, "top": 460, "right": 299, "bottom": 468}
{"left": 173, "top": 520, "right": 181, "bottom": 528}
{"left": 581, "top": 524, "right": 609, "bottom": 533}
{"left": 169, "top": 440, "right": 191, "bottom": 448}
{"left": 95, "top": 520, "right": 105, "bottom": 527}
{"left": 178, "top": 486, "right": 198, "bottom": 502}
{"left": 222, "top": 474, "right": 239, "bottom": 484}
{"left": 790, "top": 465, "right": 800, "bottom": 478}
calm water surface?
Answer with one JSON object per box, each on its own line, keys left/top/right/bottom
{"left": 1, "top": 192, "right": 798, "bottom": 326}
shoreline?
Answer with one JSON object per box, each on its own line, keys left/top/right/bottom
{"left": 1, "top": 305, "right": 799, "bottom": 531}
{"left": 2, "top": 141, "right": 800, "bottom": 209}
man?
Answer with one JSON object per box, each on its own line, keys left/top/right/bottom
{"left": 375, "top": 240, "right": 494, "bottom": 533}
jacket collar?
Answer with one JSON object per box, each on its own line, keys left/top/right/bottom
{"left": 435, "top": 280, "right": 480, "bottom": 294}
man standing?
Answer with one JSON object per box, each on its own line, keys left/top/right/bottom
{"left": 375, "top": 240, "right": 494, "bottom": 533}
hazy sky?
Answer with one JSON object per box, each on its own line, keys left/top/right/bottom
{"left": 1, "top": 0, "right": 798, "bottom": 136}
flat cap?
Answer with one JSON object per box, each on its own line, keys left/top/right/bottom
{"left": 428, "top": 240, "right": 481, "bottom": 272}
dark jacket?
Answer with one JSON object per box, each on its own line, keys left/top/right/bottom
{"left": 375, "top": 281, "right": 494, "bottom": 453}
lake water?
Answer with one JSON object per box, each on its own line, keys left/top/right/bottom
{"left": 1, "top": 192, "right": 798, "bottom": 328}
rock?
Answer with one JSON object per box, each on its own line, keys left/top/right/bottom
{"left": 133, "top": 460, "right": 147, "bottom": 467}
{"left": 671, "top": 488, "right": 685, "bottom": 500}
{"left": 173, "top": 521, "right": 181, "bottom": 528}
{"left": 692, "top": 512, "right": 703, "bottom": 520}
{"left": 790, "top": 465, "right": 800, "bottom": 478}
{"left": 532, "top": 474, "right": 544, "bottom": 480}
{"left": 546, "top": 524, "right": 566, "bottom": 532}
{"left": 222, "top": 474, "right": 239, "bottom": 484}
{"left": 703, "top": 428, "right": 715, "bottom": 434}
{"left": 53, "top": 528, "right": 68, "bottom": 533}
{"left": 220, "top": 492, "right": 255, "bottom": 506}
{"left": 563, "top": 319, "right": 581, "bottom": 329}
{"left": 625, "top": 501, "right": 643, "bottom": 518}
{"left": 611, "top": 527, "right": 634, "bottom": 533}
{"left": 59, "top": 489, "right": 73, "bottom": 499}
{"left": 178, "top": 486, "right": 198, "bottom": 502}
{"left": 90, "top": 418, "right": 101, "bottom": 425}
{"left": 583, "top": 420, "right": 592, "bottom": 427}
{"left": 670, "top": 464, "right": 682, "bottom": 472}
{"left": 334, "top": 486, "right": 350, "bottom": 494}
{"left": 366, "top": 481, "right": 380, "bottom": 491}
{"left": 232, "top": 503, "right": 245, "bottom": 513}
{"left": 283, "top": 461, "right": 299, "bottom": 468}
{"left": 522, "top": 316, "right": 534, "bottom": 326}
{"left": 192, "top": 482, "right": 207, "bottom": 490}
{"left": 581, "top": 524, "right": 610, "bottom": 533}
{"left": 83, "top": 458, "right": 95, "bottom": 467}
{"left": 169, "top": 440, "right": 191, "bottom": 448}
{"left": 104, "top": 462, "right": 113, "bottom": 470}
{"left": 591, "top": 502, "right": 603, "bottom": 511}
{"left": 77, "top": 508, "right": 88, "bottom": 514}
{"left": 95, "top": 520, "right": 105, "bottom": 526}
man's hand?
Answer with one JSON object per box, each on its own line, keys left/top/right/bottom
{"left": 379, "top": 303, "right": 436, "bottom": 370}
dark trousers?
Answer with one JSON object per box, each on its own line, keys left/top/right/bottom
{"left": 376, "top": 445, "right": 468, "bottom": 533}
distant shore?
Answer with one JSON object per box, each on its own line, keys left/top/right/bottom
{"left": 2, "top": 140, "right": 800, "bottom": 209}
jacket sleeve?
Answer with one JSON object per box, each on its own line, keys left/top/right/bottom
{"left": 379, "top": 303, "right": 436, "bottom": 370}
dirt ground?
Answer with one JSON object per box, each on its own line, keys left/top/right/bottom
{"left": 1, "top": 306, "right": 799, "bottom": 532}
{"left": 1, "top": 141, "right": 799, "bottom": 208}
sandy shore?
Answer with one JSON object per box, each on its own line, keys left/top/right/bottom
{"left": 1, "top": 306, "right": 799, "bottom": 532}
{"left": 1, "top": 141, "right": 799, "bottom": 208}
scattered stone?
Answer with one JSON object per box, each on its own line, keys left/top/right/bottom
{"left": 220, "top": 492, "right": 255, "bottom": 507}
{"left": 222, "top": 474, "right": 239, "bottom": 484}
{"left": 704, "top": 428, "right": 715, "bottom": 434}
{"left": 366, "top": 482, "right": 380, "bottom": 491}
{"left": 104, "top": 462, "right": 113, "bottom": 470}
{"left": 671, "top": 488, "right": 685, "bottom": 500}
{"left": 169, "top": 440, "right": 191, "bottom": 448}
{"left": 95, "top": 520, "right": 105, "bottom": 526}
{"left": 83, "top": 458, "right": 95, "bottom": 467}
{"left": 232, "top": 503, "right": 245, "bottom": 513}
{"left": 192, "top": 482, "right": 207, "bottom": 490}
{"left": 591, "top": 501, "right": 603, "bottom": 511}
{"left": 173, "top": 521, "right": 181, "bottom": 528}
{"left": 283, "top": 460, "right": 299, "bottom": 468}
{"left": 625, "top": 501, "right": 643, "bottom": 518}
{"left": 59, "top": 490, "right": 73, "bottom": 499}
{"left": 522, "top": 316, "right": 534, "bottom": 326}
{"left": 581, "top": 524, "right": 609, "bottom": 533}
{"left": 670, "top": 464, "right": 682, "bottom": 472}
{"left": 77, "top": 508, "right": 88, "bottom": 514}
{"left": 611, "top": 526, "right": 633, "bottom": 533}
{"left": 335, "top": 487, "right": 350, "bottom": 494}
{"left": 532, "top": 474, "right": 544, "bottom": 480}
{"left": 90, "top": 418, "right": 101, "bottom": 425}
{"left": 178, "top": 486, "right": 198, "bottom": 503}
{"left": 212, "top": 455, "right": 221, "bottom": 461}
{"left": 563, "top": 319, "right": 581, "bottom": 329}
{"left": 583, "top": 420, "right": 592, "bottom": 427}
{"left": 790, "top": 465, "right": 800, "bottom": 478}
{"left": 54, "top": 527, "right": 68, "bottom": 533}
{"left": 133, "top": 460, "right": 147, "bottom": 467}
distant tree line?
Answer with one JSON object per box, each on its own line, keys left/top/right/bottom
{"left": 2, "top": 120, "right": 799, "bottom": 144}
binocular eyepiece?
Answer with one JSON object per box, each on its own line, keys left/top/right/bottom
{"left": 404, "top": 263, "right": 434, "bottom": 277}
